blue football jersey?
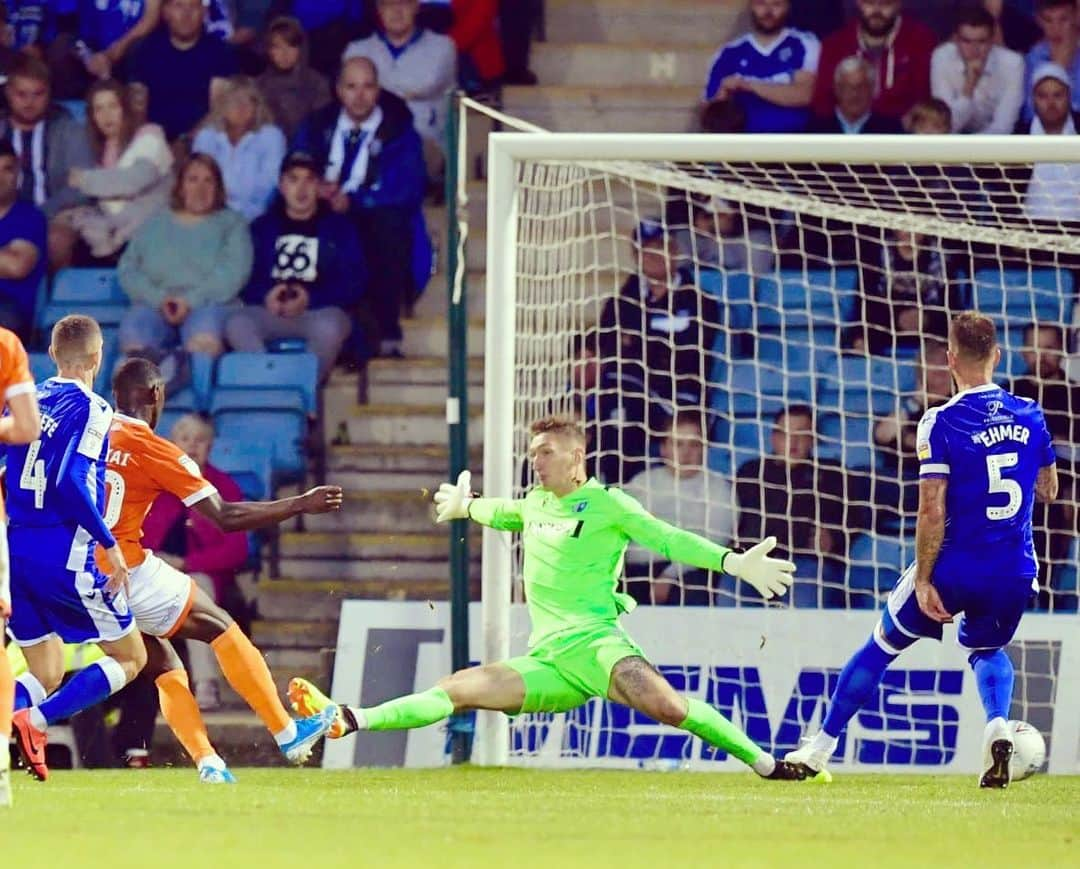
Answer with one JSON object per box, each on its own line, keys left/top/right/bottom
{"left": 916, "top": 383, "right": 1056, "bottom": 579}
{"left": 703, "top": 28, "right": 820, "bottom": 133}
{"left": 6, "top": 377, "right": 113, "bottom": 571}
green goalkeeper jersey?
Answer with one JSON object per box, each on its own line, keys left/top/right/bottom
{"left": 469, "top": 478, "right": 734, "bottom": 645}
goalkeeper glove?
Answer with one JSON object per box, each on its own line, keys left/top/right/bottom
{"left": 433, "top": 470, "right": 472, "bottom": 523}
{"left": 723, "top": 536, "right": 795, "bottom": 600}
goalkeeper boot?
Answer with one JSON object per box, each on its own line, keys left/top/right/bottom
{"left": 979, "top": 740, "right": 1014, "bottom": 789}
{"left": 783, "top": 738, "right": 834, "bottom": 783}
{"left": 288, "top": 677, "right": 355, "bottom": 738}
{"left": 280, "top": 705, "right": 340, "bottom": 765}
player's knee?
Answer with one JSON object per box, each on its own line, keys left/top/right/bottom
{"left": 36, "top": 662, "right": 64, "bottom": 694}
{"left": 652, "top": 695, "right": 689, "bottom": 727}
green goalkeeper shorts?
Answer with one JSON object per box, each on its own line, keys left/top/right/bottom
{"left": 504, "top": 623, "right": 646, "bottom": 714}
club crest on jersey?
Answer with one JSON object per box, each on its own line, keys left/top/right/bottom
{"left": 983, "top": 399, "right": 1011, "bottom": 424}
{"left": 573, "top": 501, "right": 588, "bottom": 513}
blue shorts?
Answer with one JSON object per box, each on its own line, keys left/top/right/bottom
{"left": 7, "top": 538, "right": 134, "bottom": 647}
{"left": 878, "top": 563, "right": 1035, "bottom": 654}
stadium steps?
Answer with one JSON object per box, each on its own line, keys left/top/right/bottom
{"left": 544, "top": 0, "right": 744, "bottom": 45}
{"left": 502, "top": 85, "right": 700, "bottom": 133}
{"left": 303, "top": 490, "right": 440, "bottom": 533}
{"left": 251, "top": 619, "right": 338, "bottom": 649}
{"left": 532, "top": 42, "right": 717, "bottom": 88}
{"left": 258, "top": 578, "right": 467, "bottom": 621}
{"left": 277, "top": 557, "right": 481, "bottom": 583}
{"left": 278, "top": 530, "right": 479, "bottom": 561}
{"left": 321, "top": 443, "right": 482, "bottom": 490}
{"left": 152, "top": 712, "right": 288, "bottom": 767}
{"left": 342, "top": 403, "right": 484, "bottom": 447}
{"left": 399, "top": 315, "right": 486, "bottom": 358}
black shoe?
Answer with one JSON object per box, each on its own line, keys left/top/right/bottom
{"left": 979, "top": 739, "right": 1013, "bottom": 789}
{"left": 504, "top": 68, "right": 538, "bottom": 86}
{"left": 765, "top": 760, "right": 810, "bottom": 780}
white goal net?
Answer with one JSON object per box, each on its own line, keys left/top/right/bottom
{"left": 476, "top": 132, "right": 1080, "bottom": 774}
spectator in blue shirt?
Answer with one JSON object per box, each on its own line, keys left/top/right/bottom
{"left": 226, "top": 151, "right": 362, "bottom": 379}
{"left": 5, "top": 0, "right": 54, "bottom": 52}
{"left": 0, "top": 139, "right": 47, "bottom": 341}
{"left": 47, "top": 0, "right": 162, "bottom": 100}
{"left": 293, "top": 56, "right": 429, "bottom": 357}
{"left": 1023, "top": 0, "right": 1080, "bottom": 120}
{"left": 702, "top": 0, "right": 820, "bottom": 133}
{"left": 193, "top": 75, "right": 286, "bottom": 221}
{"left": 130, "top": 0, "right": 238, "bottom": 143}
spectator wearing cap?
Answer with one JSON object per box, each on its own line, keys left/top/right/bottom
{"left": 226, "top": 152, "right": 363, "bottom": 380}
{"left": 702, "top": 0, "right": 820, "bottom": 134}
{"left": 256, "top": 16, "right": 332, "bottom": 141}
{"left": 292, "top": 56, "right": 429, "bottom": 358}
{"left": 811, "top": 0, "right": 936, "bottom": 123}
{"left": 0, "top": 54, "right": 93, "bottom": 272}
{"left": 130, "top": 0, "right": 239, "bottom": 143}
{"left": 595, "top": 218, "right": 719, "bottom": 483}
{"left": 1023, "top": 0, "right": 1080, "bottom": 122}
{"left": 192, "top": 76, "right": 287, "bottom": 222}
{"left": 931, "top": 4, "right": 1024, "bottom": 134}
{"left": 0, "top": 138, "right": 47, "bottom": 341}
{"left": 807, "top": 55, "right": 905, "bottom": 133}
{"left": 342, "top": 0, "right": 457, "bottom": 175}
{"left": 1017, "top": 62, "right": 1080, "bottom": 222}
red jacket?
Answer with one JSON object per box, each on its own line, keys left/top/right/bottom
{"left": 811, "top": 15, "right": 937, "bottom": 121}
{"left": 142, "top": 462, "right": 248, "bottom": 601}
{"left": 450, "top": 0, "right": 505, "bottom": 81}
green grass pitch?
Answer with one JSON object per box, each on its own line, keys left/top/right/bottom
{"left": 4, "top": 768, "right": 1077, "bottom": 869}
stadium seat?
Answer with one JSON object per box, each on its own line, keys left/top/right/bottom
{"left": 847, "top": 533, "right": 913, "bottom": 606}
{"left": 167, "top": 353, "right": 217, "bottom": 414}
{"left": 725, "top": 362, "right": 812, "bottom": 418}
{"left": 215, "top": 352, "right": 318, "bottom": 415}
{"left": 210, "top": 389, "right": 308, "bottom": 480}
{"left": 39, "top": 301, "right": 128, "bottom": 332}
{"left": 699, "top": 269, "right": 754, "bottom": 332}
{"left": 817, "top": 413, "right": 875, "bottom": 469}
{"left": 51, "top": 268, "right": 125, "bottom": 304}
{"left": 755, "top": 269, "right": 858, "bottom": 329}
{"left": 816, "top": 355, "right": 900, "bottom": 417}
{"left": 210, "top": 437, "right": 274, "bottom": 501}
{"left": 971, "top": 268, "right": 1072, "bottom": 325}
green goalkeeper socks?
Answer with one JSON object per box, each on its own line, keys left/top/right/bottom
{"left": 361, "top": 687, "right": 455, "bottom": 732}
{"left": 679, "top": 697, "right": 763, "bottom": 767}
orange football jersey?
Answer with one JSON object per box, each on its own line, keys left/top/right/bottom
{"left": 0, "top": 326, "right": 35, "bottom": 518}
{"left": 96, "top": 413, "right": 217, "bottom": 571}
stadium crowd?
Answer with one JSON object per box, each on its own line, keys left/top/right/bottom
{"left": 575, "top": 0, "right": 1080, "bottom": 611}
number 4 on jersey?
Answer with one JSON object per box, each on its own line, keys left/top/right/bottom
{"left": 19, "top": 440, "right": 46, "bottom": 509}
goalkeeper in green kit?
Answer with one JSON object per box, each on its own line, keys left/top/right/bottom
{"left": 290, "top": 416, "right": 823, "bottom": 780}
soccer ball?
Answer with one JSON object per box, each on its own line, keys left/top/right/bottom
{"left": 1008, "top": 720, "right": 1046, "bottom": 781}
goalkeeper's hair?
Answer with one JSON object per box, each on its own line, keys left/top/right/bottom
{"left": 530, "top": 414, "right": 586, "bottom": 446}
{"left": 950, "top": 311, "right": 998, "bottom": 363}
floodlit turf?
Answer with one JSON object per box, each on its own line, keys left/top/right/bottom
{"left": 3, "top": 767, "right": 1077, "bottom": 869}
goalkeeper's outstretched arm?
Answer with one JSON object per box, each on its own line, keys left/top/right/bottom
{"left": 433, "top": 470, "right": 524, "bottom": 531}
{"left": 610, "top": 488, "right": 795, "bottom": 600}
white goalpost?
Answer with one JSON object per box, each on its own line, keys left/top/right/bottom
{"left": 477, "top": 133, "right": 1080, "bottom": 773}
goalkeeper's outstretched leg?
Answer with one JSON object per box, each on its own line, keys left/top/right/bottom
{"left": 290, "top": 653, "right": 821, "bottom": 780}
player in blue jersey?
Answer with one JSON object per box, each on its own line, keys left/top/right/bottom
{"left": 6, "top": 315, "right": 148, "bottom": 781}
{"left": 702, "top": 0, "right": 820, "bottom": 133}
{"left": 786, "top": 313, "right": 1059, "bottom": 788}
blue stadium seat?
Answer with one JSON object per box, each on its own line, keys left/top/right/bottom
{"left": 167, "top": 353, "right": 217, "bottom": 413}
{"left": 28, "top": 352, "right": 51, "bottom": 384}
{"left": 699, "top": 269, "right": 754, "bottom": 331}
{"left": 39, "top": 301, "right": 128, "bottom": 331}
{"left": 215, "top": 352, "right": 318, "bottom": 415}
{"left": 971, "top": 268, "right": 1072, "bottom": 325}
{"left": 94, "top": 327, "right": 119, "bottom": 396}
{"left": 817, "top": 413, "right": 875, "bottom": 469}
{"left": 847, "top": 533, "right": 914, "bottom": 605}
{"left": 725, "top": 362, "right": 812, "bottom": 418}
{"left": 210, "top": 388, "right": 308, "bottom": 479}
{"left": 210, "top": 437, "right": 273, "bottom": 501}
{"left": 755, "top": 269, "right": 858, "bottom": 329}
{"left": 816, "top": 356, "right": 899, "bottom": 417}
{"left": 51, "top": 268, "right": 125, "bottom": 304}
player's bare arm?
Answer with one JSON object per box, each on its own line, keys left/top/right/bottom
{"left": 192, "top": 485, "right": 344, "bottom": 532}
{"left": 1035, "top": 463, "right": 1059, "bottom": 503}
{"left": 914, "top": 472, "right": 951, "bottom": 624}
{"left": 0, "top": 390, "right": 40, "bottom": 444}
